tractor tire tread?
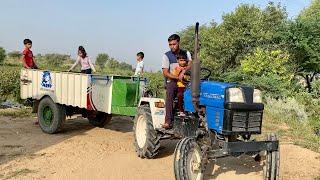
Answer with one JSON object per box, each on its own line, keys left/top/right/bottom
{"left": 133, "top": 105, "right": 160, "bottom": 159}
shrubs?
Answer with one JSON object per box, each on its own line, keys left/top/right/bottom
{"left": 144, "top": 72, "right": 165, "bottom": 98}
{"left": 265, "top": 97, "right": 308, "bottom": 122}
{"left": 0, "top": 47, "right": 6, "bottom": 64}
{"left": 0, "top": 66, "right": 20, "bottom": 102}
{"left": 265, "top": 95, "right": 320, "bottom": 152}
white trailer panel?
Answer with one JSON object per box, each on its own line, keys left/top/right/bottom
{"left": 21, "top": 69, "right": 90, "bottom": 109}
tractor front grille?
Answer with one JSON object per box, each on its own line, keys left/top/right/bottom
{"left": 223, "top": 110, "right": 263, "bottom": 134}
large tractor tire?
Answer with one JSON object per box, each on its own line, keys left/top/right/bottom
{"left": 38, "top": 97, "right": 66, "bottom": 134}
{"left": 88, "top": 112, "right": 112, "bottom": 128}
{"left": 264, "top": 133, "right": 280, "bottom": 180}
{"left": 133, "top": 105, "right": 160, "bottom": 159}
{"left": 174, "top": 137, "right": 204, "bottom": 180}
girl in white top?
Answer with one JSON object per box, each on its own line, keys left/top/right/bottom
{"left": 69, "top": 46, "right": 96, "bottom": 74}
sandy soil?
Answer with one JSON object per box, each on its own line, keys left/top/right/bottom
{"left": 0, "top": 116, "right": 319, "bottom": 180}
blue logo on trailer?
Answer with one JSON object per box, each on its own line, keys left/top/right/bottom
{"left": 41, "top": 71, "right": 52, "bottom": 89}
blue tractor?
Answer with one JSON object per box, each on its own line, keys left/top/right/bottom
{"left": 133, "top": 23, "right": 279, "bottom": 180}
{"left": 173, "top": 23, "right": 279, "bottom": 180}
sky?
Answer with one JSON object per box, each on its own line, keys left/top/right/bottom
{"left": 0, "top": 0, "right": 311, "bottom": 71}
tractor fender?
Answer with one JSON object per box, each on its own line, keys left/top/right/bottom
{"left": 138, "top": 97, "right": 165, "bottom": 129}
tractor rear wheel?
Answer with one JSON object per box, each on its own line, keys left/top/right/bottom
{"left": 264, "top": 133, "right": 280, "bottom": 180}
{"left": 88, "top": 112, "right": 112, "bottom": 128}
{"left": 38, "top": 97, "right": 66, "bottom": 134}
{"left": 133, "top": 105, "right": 160, "bottom": 159}
{"left": 174, "top": 137, "right": 204, "bottom": 180}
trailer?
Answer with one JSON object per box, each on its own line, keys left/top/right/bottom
{"left": 20, "top": 69, "right": 147, "bottom": 133}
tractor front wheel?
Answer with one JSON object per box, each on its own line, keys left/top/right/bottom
{"left": 174, "top": 137, "right": 204, "bottom": 180}
{"left": 264, "top": 133, "right": 280, "bottom": 180}
{"left": 133, "top": 105, "right": 160, "bottom": 159}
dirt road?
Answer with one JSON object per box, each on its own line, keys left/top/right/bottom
{"left": 0, "top": 116, "right": 319, "bottom": 180}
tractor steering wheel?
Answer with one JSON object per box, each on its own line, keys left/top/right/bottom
{"left": 183, "top": 67, "right": 211, "bottom": 82}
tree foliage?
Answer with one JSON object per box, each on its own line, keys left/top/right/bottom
{"left": 178, "top": 2, "right": 320, "bottom": 96}
{"left": 36, "top": 53, "right": 74, "bottom": 71}
{"left": 179, "top": 3, "right": 287, "bottom": 79}
{"left": 96, "top": 53, "right": 109, "bottom": 70}
{"left": 299, "top": 0, "right": 320, "bottom": 20}
{"left": 144, "top": 71, "right": 165, "bottom": 98}
{"left": 279, "top": 1, "right": 320, "bottom": 92}
{"left": 240, "top": 48, "right": 293, "bottom": 81}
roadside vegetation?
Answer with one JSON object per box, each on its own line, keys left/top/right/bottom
{"left": 0, "top": 1, "right": 319, "bottom": 152}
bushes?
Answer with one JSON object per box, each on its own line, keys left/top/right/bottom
{"left": 0, "top": 66, "right": 20, "bottom": 102}
{"left": 265, "top": 96, "right": 320, "bottom": 152}
{"left": 144, "top": 72, "right": 165, "bottom": 98}
{"left": 0, "top": 47, "right": 6, "bottom": 64}
{"left": 265, "top": 97, "right": 308, "bottom": 122}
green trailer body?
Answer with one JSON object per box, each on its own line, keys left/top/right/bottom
{"left": 111, "top": 77, "right": 141, "bottom": 116}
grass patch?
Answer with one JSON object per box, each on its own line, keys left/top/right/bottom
{"left": 3, "top": 168, "right": 37, "bottom": 179}
{"left": 263, "top": 110, "right": 320, "bottom": 153}
{"left": 0, "top": 108, "right": 33, "bottom": 117}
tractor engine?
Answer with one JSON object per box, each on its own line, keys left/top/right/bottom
{"left": 184, "top": 82, "right": 264, "bottom": 135}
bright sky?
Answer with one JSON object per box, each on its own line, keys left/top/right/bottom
{"left": 0, "top": 0, "right": 311, "bottom": 71}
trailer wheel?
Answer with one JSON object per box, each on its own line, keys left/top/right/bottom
{"left": 174, "top": 137, "right": 204, "bottom": 180}
{"left": 133, "top": 105, "right": 160, "bottom": 159}
{"left": 38, "top": 97, "right": 66, "bottom": 134}
{"left": 88, "top": 112, "right": 112, "bottom": 128}
{"left": 264, "top": 133, "right": 280, "bottom": 180}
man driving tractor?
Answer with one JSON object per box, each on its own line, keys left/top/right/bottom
{"left": 161, "top": 34, "right": 192, "bottom": 129}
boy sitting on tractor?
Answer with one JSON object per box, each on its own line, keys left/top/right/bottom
{"left": 172, "top": 52, "right": 188, "bottom": 117}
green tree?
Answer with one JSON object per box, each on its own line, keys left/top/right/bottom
{"left": 43, "top": 54, "right": 70, "bottom": 67}
{"left": 36, "top": 53, "right": 73, "bottom": 71}
{"left": 240, "top": 48, "right": 293, "bottom": 81}
{"left": 279, "top": 1, "right": 320, "bottom": 92}
{"left": 299, "top": 0, "right": 320, "bottom": 20}
{"left": 0, "top": 47, "right": 6, "bottom": 64}
{"left": 96, "top": 53, "right": 109, "bottom": 70}
{"left": 179, "top": 3, "right": 287, "bottom": 78}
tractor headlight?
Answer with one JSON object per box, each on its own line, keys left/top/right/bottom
{"left": 227, "top": 88, "right": 244, "bottom": 103}
{"left": 253, "top": 89, "right": 262, "bottom": 103}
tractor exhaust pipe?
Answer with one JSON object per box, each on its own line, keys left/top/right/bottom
{"left": 191, "top": 22, "right": 200, "bottom": 112}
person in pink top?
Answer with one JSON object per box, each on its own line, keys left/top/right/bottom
{"left": 69, "top": 46, "right": 96, "bottom": 74}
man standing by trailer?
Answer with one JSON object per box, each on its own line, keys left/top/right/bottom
{"left": 161, "top": 34, "right": 192, "bottom": 129}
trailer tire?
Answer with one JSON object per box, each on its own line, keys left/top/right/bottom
{"left": 38, "top": 97, "right": 66, "bottom": 134}
{"left": 133, "top": 105, "right": 160, "bottom": 159}
{"left": 88, "top": 112, "right": 112, "bottom": 128}
{"left": 264, "top": 133, "right": 280, "bottom": 180}
{"left": 174, "top": 137, "right": 204, "bottom": 180}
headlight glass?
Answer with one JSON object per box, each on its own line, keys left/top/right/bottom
{"left": 253, "top": 89, "right": 262, "bottom": 103}
{"left": 227, "top": 88, "right": 244, "bottom": 102}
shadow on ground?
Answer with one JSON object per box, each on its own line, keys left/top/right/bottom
{"left": 0, "top": 115, "right": 138, "bottom": 166}
{"left": 104, "top": 116, "right": 134, "bottom": 133}
{"left": 0, "top": 115, "right": 94, "bottom": 165}
{"left": 204, "top": 155, "right": 263, "bottom": 179}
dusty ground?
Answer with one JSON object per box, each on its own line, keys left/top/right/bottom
{"left": 0, "top": 116, "right": 319, "bottom": 180}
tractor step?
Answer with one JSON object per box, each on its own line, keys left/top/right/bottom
{"left": 157, "top": 128, "right": 175, "bottom": 135}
